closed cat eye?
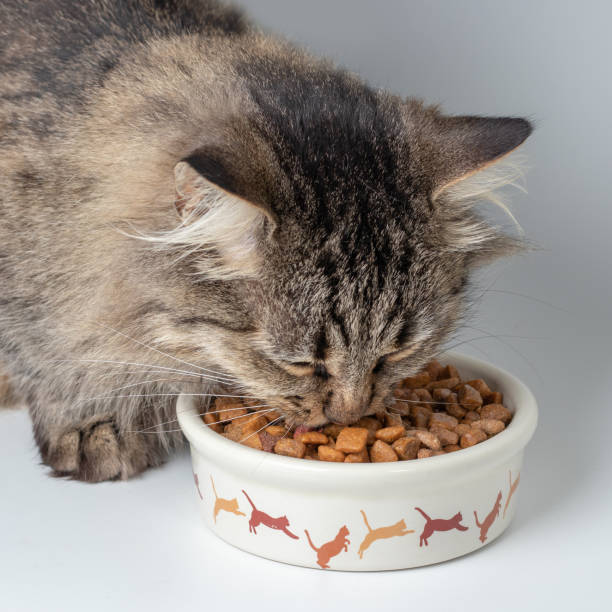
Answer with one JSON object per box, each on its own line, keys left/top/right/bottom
{"left": 281, "top": 361, "right": 330, "bottom": 378}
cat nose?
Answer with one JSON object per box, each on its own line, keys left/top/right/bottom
{"left": 324, "top": 391, "right": 366, "bottom": 425}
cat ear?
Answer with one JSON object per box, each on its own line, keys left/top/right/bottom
{"left": 426, "top": 115, "right": 532, "bottom": 199}
{"left": 169, "top": 150, "right": 277, "bottom": 279}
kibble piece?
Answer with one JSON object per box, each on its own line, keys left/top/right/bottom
{"left": 430, "top": 426, "right": 459, "bottom": 446}
{"left": 274, "top": 438, "right": 306, "bottom": 458}
{"left": 392, "top": 436, "right": 420, "bottom": 460}
{"left": 460, "top": 429, "right": 487, "bottom": 448}
{"left": 454, "top": 424, "right": 472, "bottom": 436}
{"left": 335, "top": 427, "right": 369, "bottom": 454}
{"left": 458, "top": 384, "right": 483, "bottom": 409}
{"left": 214, "top": 398, "right": 248, "bottom": 421}
{"left": 203, "top": 412, "right": 224, "bottom": 434}
{"left": 465, "top": 379, "right": 491, "bottom": 397}
{"left": 237, "top": 414, "right": 269, "bottom": 435}
{"left": 429, "top": 412, "right": 459, "bottom": 431}
{"left": 433, "top": 388, "right": 452, "bottom": 403}
{"left": 264, "top": 409, "right": 283, "bottom": 422}
{"left": 375, "top": 425, "right": 406, "bottom": 443}
{"left": 356, "top": 416, "right": 383, "bottom": 444}
{"left": 415, "top": 430, "right": 442, "bottom": 450}
{"left": 402, "top": 372, "right": 430, "bottom": 389}
{"left": 441, "top": 364, "right": 461, "bottom": 380}
{"left": 223, "top": 422, "right": 244, "bottom": 442}
{"left": 323, "top": 424, "right": 344, "bottom": 439}
{"left": 318, "top": 445, "right": 346, "bottom": 462}
{"left": 370, "top": 440, "right": 399, "bottom": 462}
{"left": 304, "top": 446, "right": 320, "bottom": 460}
{"left": 471, "top": 418, "right": 505, "bottom": 435}
{"left": 242, "top": 434, "right": 264, "bottom": 451}
{"left": 446, "top": 401, "right": 467, "bottom": 419}
{"left": 480, "top": 404, "right": 512, "bottom": 424}
{"left": 413, "top": 388, "right": 434, "bottom": 403}
{"left": 259, "top": 431, "right": 279, "bottom": 452}
{"left": 384, "top": 412, "right": 403, "bottom": 427}
{"left": 462, "top": 410, "right": 481, "bottom": 424}
{"left": 484, "top": 391, "right": 503, "bottom": 405}
{"left": 265, "top": 425, "right": 287, "bottom": 437}
{"left": 394, "top": 387, "right": 419, "bottom": 402}
{"left": 444, "top": 444, "right": 461, "bottom": 453}
{"left": 344, "top": 448, "right": 370, "bottom": 463}
{"left": 417, "top": 448, "right": 434, "bottom": 459}
{"left": 426, "top": 360, "right": 444, "bottom": 381}
{"left": 427, "top": 377, "right": 460, "bottom": 390}
{"left": 411, "top": 405, "right": 430, "bottom": 429}
{"left": 298, "top": 431, "right": 329, "bottom": 445}
{"left": 389, "top": 400, "right": 412, "bottom": 417}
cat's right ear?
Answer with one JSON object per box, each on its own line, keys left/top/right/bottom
{"left": 169, "top": 151, "right": 277, "bottom": 279}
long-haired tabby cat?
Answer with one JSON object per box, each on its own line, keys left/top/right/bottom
{"left": 0, "top": 0, "right": 532, "bottom": 482}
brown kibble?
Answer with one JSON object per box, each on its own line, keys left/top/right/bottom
{"left": 392, "top": 436, "right": 420, "bottom": 460}
{"left": 444, "top": 444, "right": 461, "bottom": 453}
{"left": 463, "top": 410, "right": 481, "bottom": 424}
{"left": 335, "top": 427, "right": 369, "bottom": 454}
{"left": 384, "top": 412, "right": 403, "bottom": 427}
{"left": 433, "top": 387, "right": 452, "bottom": 403}
{"left": 344, "top": 448, "right": 370, "bottom": 463}
{"left": 356, "top": 416, "right": 383, "bottom": 444}
{"left": 304, "top": 445, "right": 320, "bottom": 460}
{"left": 242, "top": 433, "right": 264, "bottom": 451}
{"left": 393, "top": 387, "right": 418, "bottom": 402}
{"left": 460, "top": 429, "right": 487, "bottom": 448}
{"left": 458, "top": 384, "right": 483, "bottom": 409}
{"left": 484, "top": 391, "right": 503, "bottom": 405}
{"left": 415, "top": 430, "right": 442, "bottom": 450}
{"left": 446, "top": 401, "right": 467, "bottom": 419}
{"left": 318, "top": 445, "right": 346, "bottom": 462}
{"left": 465, "top": 379, "right": 491, "bottom": 397}
{"left": 259, "top": 431, "right": 279, "bottom": 452}
{"left": 375, "top": 425, "right": 406, "bottom": 443}
{"left": 274, "top": 438, "right": 306, "bottom": 458}
{"left": 298, "top": 431, "right": 329, "bottom": 445}
{"left": 323, "top": 424, "right": 344, "bottom": 439}
{"left": 471, "top": 418, "right": 506, "bottom": 435}
{"left": 427, "top": 377, "right": 460, "bottom": 390}
{"left": 429, "top": 412, "right": 459, "bottom": 431}
{"left": 402, "top": 372, "right": 430, "bottom": 389}
{"left": 370, "top": 440, "right": 399, "bottom": 462}
{"left": 265, "top": 425, "right": 287, "bottom": 436}
{"left": 413, "top": 388, "right": 434, "bottom": 403}
{"left": 454, "top": 424, "right": 472, "bottom": 436}
{"left": 203, "top": 412, "right": 224, "bottom": 434}
{"left": 430, "top": 426, "right": 459, "bottom": 446}
{"left": 411, "top": 405, "right": 430, "bottom": 429}
{"left": 214, "top": 398, "right": 248, "bottom": 421}
{"left": 417, "top": 448, "right": 434, "bottom": 459}
{"left": 237, "top": 414, "right": 268, "bottom": 435}
{"left": 480, "top": 404, "right": 512, "bottom": 424}
{"left": 426, "top": 360, "right": 444, "bottom": 381}
{"left": 441, "top": 364, "right": 461, "bottom": 380}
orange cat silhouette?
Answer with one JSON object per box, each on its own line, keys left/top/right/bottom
{"left": 210, "top": 476, "right": 245, "bottom": 523}
{"left": 415, "top": 507, "right": 468, "bottom": 546}
{"left": 304, "top": 526, "right": 350, "bottom": 569}
{"left": 242, "top": 490, "right": 299, "bottom": 539}
{"left": 503, "top": 470, "right": 521, "bottom": 519}
{"left": 193, "top": 472, "right": 203, "bottom": 500}
{"left": 474, "top": 491, "right": 502, "bottom": 543}
{"left": 357, "top": 510, "right": 414, "bottom": 559}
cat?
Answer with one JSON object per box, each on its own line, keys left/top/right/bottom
{"left": 210, "top": 475, "right": 245, "bottom": 523}
{"left": 415, "top": 507, "right": 469, "bottom": 547}
{"left": 503, "top": 471, "right": 521, "bottom": 519}
{"left": 357, "top": 510, "right": 414, "bottom": 559}
{"left": 242, "top": 490, "right": 299, "bottom": 539}
{"left": 304, "top": 525, "right": 350, "bottom": 569}
{"left": 0, "top": 0, "right": 532, "bottom": 481}
{"left": 474, "top": 491, "right": 502, "bottom": 543}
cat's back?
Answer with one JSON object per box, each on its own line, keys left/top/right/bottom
{"left": 0, "top": 0, "right": 247, "bottom": 110}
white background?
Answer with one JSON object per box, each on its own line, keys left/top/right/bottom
{"left": 2, "top": 1, "right": 611, "bottom": 610}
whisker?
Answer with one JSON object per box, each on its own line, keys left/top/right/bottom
{"left": 94, "top": 322, "right": 238, "bottom": 382}
{"left": 238, "top": 414, "right": 282, "bottom": 445}
{"left": 75, "top": 391, "right": 262, "bottom": 405}
{"left": 483, "top": 289, "right": 570, "bottom": 314}
{"left": 48, "top": 359, "right": 211, "bottom": 379}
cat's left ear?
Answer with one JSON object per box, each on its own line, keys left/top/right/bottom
{"left": 423, "top": 115, "right": 532, "bottom": 199}
{"left": 171, "top": 148, "right": 277, "bottom": 278}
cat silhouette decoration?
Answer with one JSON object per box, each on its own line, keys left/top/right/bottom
{"left": 415, "top": 507, "right": 469, "bottom": 546}
{"left": 242, "top": 490, "right": 299, "bottom": 539}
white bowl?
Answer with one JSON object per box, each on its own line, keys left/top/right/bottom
{"left": 177, "top": 351, "right": 537, "bottom": 571}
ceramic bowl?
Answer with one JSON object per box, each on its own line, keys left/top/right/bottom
{"left": 177, "top": 351, "right": 537, "bottom": 571}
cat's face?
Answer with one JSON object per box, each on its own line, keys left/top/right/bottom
{"left": 154, "top": 68, "right": 530, "bottom": 427}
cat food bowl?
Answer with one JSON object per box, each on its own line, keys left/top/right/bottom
{"left": 177, "top": 351, "right": 537, "bottom": 571}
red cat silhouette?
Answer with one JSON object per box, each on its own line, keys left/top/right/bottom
{"left": 415, "top": 507, "right": 468, "bottom": 546}
{"left": 474, "top": 491, "right": 502, "bottom": 543}
{"left": 503, "top": 470, "right": 521, "bottom": 519}
{"left": 193, "top": 472, "right": 203, "bottom": 500}
{"left": 242, "top": 490, "right": 299, "bottom": 539}
{"left": 304, "top": 526, "right": 350, "bottom": 569}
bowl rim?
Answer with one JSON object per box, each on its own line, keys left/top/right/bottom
{"left": 177, "top": 351, "right": 538, "bottom": 485}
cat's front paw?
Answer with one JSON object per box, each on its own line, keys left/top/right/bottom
{"left": 43, "top": 416, "right": 164, "bottom": 482}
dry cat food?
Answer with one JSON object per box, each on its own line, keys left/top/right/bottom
{"left": 201, "top": 360, "right": 512, "bottom": 462}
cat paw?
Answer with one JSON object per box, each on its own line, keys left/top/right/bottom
{"left": 43, "top": 416, "right": 164, "bottom": 482}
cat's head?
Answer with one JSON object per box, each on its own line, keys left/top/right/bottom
{"left": 141, "top": 58, "right": 531, "bottom": 427}
{"left": 340, "top": 525, "right": 349, "bottom": 537}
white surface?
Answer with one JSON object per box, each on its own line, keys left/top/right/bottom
{"left": 2, "top": 0, "right": 612, "bottom": 610}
